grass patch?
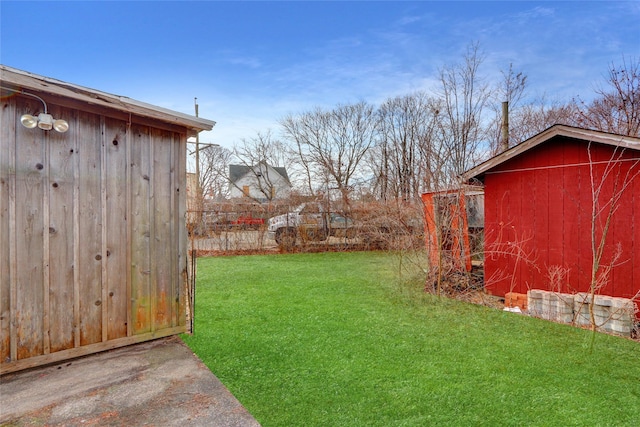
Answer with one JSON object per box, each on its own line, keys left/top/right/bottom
{"left": 182, "top": 251, "right": 640, "bottom": 426}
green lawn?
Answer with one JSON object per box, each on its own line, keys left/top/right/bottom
{"left": 182, "top": 251, "right": 640, "bottom": 427}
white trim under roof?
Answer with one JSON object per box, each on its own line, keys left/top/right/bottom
{"left": 462, "top": 124, "right": 640, "bottom": 182}
{"left": 1, "top": 65, "right": 215, "bottom": 133}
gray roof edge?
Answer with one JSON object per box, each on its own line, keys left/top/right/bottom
{"left": 1, "top": 65, "right": 216, "bottom": 132}
{"left": 229, "top": 163, "right": 291, "bottom": 184}
{"left": 273, "top": 166, "right": 291, "bottom": 183}
{"left": 228, "top": 164, "right": 251, "bottom": 183}
{"left": 462, "top": 124, "right": 640, "bottom": 182}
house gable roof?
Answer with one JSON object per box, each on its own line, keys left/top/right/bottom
{"left": 229, "top": 162, "right": 290, "bottom": 184}
{"left": 1, "top": 65, "right": 215, "bottom": 135}
{"left": 462, "top": 124, "right": 640, "bottom": 182}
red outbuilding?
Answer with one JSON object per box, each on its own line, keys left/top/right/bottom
{"left": 463, "top": 125, "right": 640, "bottom": 316}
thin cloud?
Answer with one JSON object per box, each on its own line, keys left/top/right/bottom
{"left": 513, "top": 6, "right": 555, "bottom": 22}
{"left": 226, "top": 56, "right": 263, "bottom": 69}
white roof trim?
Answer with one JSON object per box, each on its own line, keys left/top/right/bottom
{"left": 462, "top": 124, "right": 640, "bottom": 182}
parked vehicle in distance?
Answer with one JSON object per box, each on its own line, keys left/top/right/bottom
{"left": 231, "top": 215, "right": 265, "bottom": 229}
{"left": 267, "top": 203, "right": 356, "bottom": 248}
{"left": 190, "top": 212, "right": 266, "bottom": 235}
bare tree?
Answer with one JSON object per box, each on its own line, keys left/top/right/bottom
{"left": 374, "top": 92, "right": 440, "bottom": 201}
{"left": 435, "top": 42, "right": 492, "bottom": 177}
{"left": 488, "top": 63, "right": 528, "bottom": 153}
{"left": 510, "top": 97, "right": 578, "bottom": 143}
{"left": 585, "top": 142, "right": 640, "bottom": 334}
{"left": 498, "top": 63, "right": 528, "bottom": 109}
{"left": 187, "top": 143, "right": 232, "bottom": 236}
{"left": 199, "top": 144, "right": 234, "bottom": 200}
{"left": 235, "top": 129, "right": 289, "bottom": 169}
{"left": 574, "top": 56, "right": 640, "bottom": 137}
{"left": 280, "top": 101, "right": 378, "bottom": 206}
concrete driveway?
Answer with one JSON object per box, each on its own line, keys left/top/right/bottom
{"left": 0, "top": 336, "right": 260, "bottom": 426}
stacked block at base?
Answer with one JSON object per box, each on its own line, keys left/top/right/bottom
{"left": 573, "top": 293, "right": 636, "bottom": 336}
{"left": 524, "top": 290, "right": 636, "bottom": 336}
{"left": 528, "top": 290, "right": 574, "bottom": 323}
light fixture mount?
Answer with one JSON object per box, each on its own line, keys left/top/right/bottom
{"left": 37, "top": 113, "right": 54, "bottom": 130}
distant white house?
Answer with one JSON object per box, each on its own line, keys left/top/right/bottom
{"left": 229, "top": 161, "right": 291, "bottom": 201}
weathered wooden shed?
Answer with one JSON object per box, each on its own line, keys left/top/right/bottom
{"left": 0, "top": 65, "right": 215, "bottom": 374}
{"left": 463, "top": 125, "right": 640, "bottom": 316}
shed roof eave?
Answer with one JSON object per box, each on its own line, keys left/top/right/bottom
{"left": 462, "top": 124, "right": 640, "bottom": 182}
{"left": 1, "top": 65, "right": 215, "bottom": 132}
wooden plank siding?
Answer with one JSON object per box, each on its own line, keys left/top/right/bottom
{"left": 47, "top": 104, "right": 76, "bottom": 353}
{"left": 130, "top": 125, "right": 152, "bottom": 335}
{"left": 1, "top": 94, "right": 192, "bottom": 374}
{"left": 0, "top": 84, "right": 15, "bottom": 362}
{"left": 176, "top": 132, "right": 189, "bottom": 329}
{"left": 480, "top": 135, "right": 640, "bottom": 312}
{"left": 104, "top": 117, "right": 129, "bottom": 341}
{"left": 15, "top": 97, "right": 46, "bottom": 360}
{"left": 78, "top": 109, "right": 104, "bottom": 346}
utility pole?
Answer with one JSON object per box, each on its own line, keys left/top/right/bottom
{"left": 501, "top": 101, "right": 509, "bottom": 151}
{"left": 194, "top": 97, "right": 200, "bottom": 192}
{"left": 191, "top": 98, "right": 219, "bottom": 204}
{"left": 193, "top": 97, "right": 205, "bottom": 229}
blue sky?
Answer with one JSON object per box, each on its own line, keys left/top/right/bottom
{"left": 1, "top": 1, "right": 639, "bottom": 148}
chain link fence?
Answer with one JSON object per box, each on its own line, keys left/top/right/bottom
{"left": 187, "top": 199, "right": 427, "bottom": 255}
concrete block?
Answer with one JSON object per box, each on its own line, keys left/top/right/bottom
{"left": 572, "top": 294, "right": 635, "bottom": 336}
{"left": 573, "top": 293, "right": 592, "bottom": 328}
{"left": 526, "top": 290, "right": 635, "bottom": 337}
{"left": 608, "top": 321, "right": 632, "bottom": 335}
{"left": 527, "top": 290, "right": 546, "bottom": 318}
{"left": 548, "top": 293, "right": 574, "bottom": 323}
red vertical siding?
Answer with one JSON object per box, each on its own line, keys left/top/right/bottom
{"left": 532, "top": 143, "right": 549, "bottom": 290}
{"left": 562, "top": 140, "right": 581, "bottom": 293}
{"left": 633, "top": 174, "right": 640, "bottom": 315}
{"left": 484, "top": 171, "right": 515, "bottom": 294}
{"left": 482, "top": 175, "right": 500, "bottom": 293}
{"left": 547, "top": 142, "right": 564, "bottom": 289}
{"left": 611, "top": 177, "right": 633, "bottom": 296}
{"left": 604, "top": 146, "right": 639, "bottom": 303}
{"left": 482, "top": 136, "right": 639, "bottom": 315}
{"left": 576, "top": 141, "right": 593, "bottom": 294}
{"left": 518, "top": 165, "right": 534, "bottom": 292}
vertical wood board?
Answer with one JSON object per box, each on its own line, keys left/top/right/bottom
{"left": 77, "top": 110, "right": 103, "bottom": 346}
{"left": 532, "top": 145, "right": 550, "bottom": 290}
{"left": 518, "top": 168, "right": 536, "bottom": 292}
{"left": 483, "top": 174, "right": 514, "bottom": 295}
{"left": 177, "top": 134, "right": 188, "bottom": 328}
{"left": 46, "top": 105, "right": 76, "bottom": 353}
{"left": 152, "top": 129, "right": 174, "bottom": 330}
{"left": 547, "top": 148, "right": 564, "bottom": 285}
{"left": 14, "top": 98, "right": 46, "bottom": 359}
{"left": 0, "top": 95, "right": 16, "bottom": 362}
{"left": 104, "top": 117, "right": 129, "bottom": 340}
{"left": 632, "top": 174, "right": 640, "bottom": 313}
{"left": 130, "top": 124, "right": 152, "bottom": 334}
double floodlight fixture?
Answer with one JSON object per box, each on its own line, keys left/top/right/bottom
{"left": 18, "top": 91, "right": 69, "bottom": 133}
{"left": 0, "top": 86, "right": 69, "bottom": 133}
